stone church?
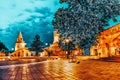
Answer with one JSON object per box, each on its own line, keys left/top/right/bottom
{"left": 90, "top": 24, "right": 120, "bottom": 58}
{"left": 44, "top": 30, "right": 83, "bottom": 56}
{"left": 10, "top": 32, "right": 31, "bottom": 57}
{"left": 43, "top": 30, "right": 62, "bottom": 56}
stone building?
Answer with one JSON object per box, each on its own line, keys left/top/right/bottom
{"left": 90, "top": 24, "right": 120, "bottom": 58}
{"left": 10, "top": 32, "right": 31, "bottom": 57}
{"left": 44, "top": 30, "right": 62, "bottom": 56}
{"left": 0, "top": 52, "right": 5, "bottom": 57}
{"left": 44, "top": 30, "right": 83, "bottom": 56}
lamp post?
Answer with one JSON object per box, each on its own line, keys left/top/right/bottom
{"left": 65, "top": 38, "right": 70, "bottom": 59}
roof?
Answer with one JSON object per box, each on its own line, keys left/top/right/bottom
{"left": 16, "top": 32, "right": 25, "bottom": 43}
{"left": 100, "top": 24, "right": 120, "bottom": 35}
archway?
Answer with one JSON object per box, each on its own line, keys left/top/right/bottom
{"left": 18, "top": 52, "right": 20, "bottom": 57}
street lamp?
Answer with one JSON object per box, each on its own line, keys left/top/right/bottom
{"left": 65, "top": 39, "right": 70, "bottom": 44}
{"left": 65, "top": 38, "right": 70, "bottom": 59}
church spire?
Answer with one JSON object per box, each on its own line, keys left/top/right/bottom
{"left": 16, "top": 32, "right": 24, "bottom": 43}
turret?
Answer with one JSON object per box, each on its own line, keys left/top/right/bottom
{"left": 15, "top": 32, "right": 26, "bottom": 51}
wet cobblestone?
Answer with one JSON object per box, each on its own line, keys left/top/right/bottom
{"left": 0, "top": 59, "right": 120, "bottom": 80}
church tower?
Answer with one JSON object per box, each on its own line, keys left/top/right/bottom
{"left": 53, "top": 30, "right": 60, "bottom": 43}
{"left": 15, "top": 32, "right": 26, "bottom": 51}
{"left": 9, "top": 32, "right": 31, "bottom": 57}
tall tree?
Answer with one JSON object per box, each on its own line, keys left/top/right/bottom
{"left": 53, "top": 0, "right": 120, "bottom": 55}
{"left": 31, "top": 34, "right": 43, "bottom": 56}
{"left": 60, "top": 39, "right": 75, "bottom": 58}
{"left": 0, "top": 41, "right": 8, "bottom": 55}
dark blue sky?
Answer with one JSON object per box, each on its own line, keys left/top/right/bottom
{"left": 0, "top": 0, "right": 67, "bottom": 50}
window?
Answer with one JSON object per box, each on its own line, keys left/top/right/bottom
{"left": 18, "top": 52, "right": 20, "bottom": 57}
{"left": 26, "top": 53, "right": 28, "bottom": 56}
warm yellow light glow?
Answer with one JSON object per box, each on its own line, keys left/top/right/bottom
{"left": 9, "top": 32, "right": 31, "bottom": 57}
{"left": 65, "top": 39, "right": 70, "bottom": 44}
{"left": 90, "top": 24, "right": 120, "bottom": 57}
{"left": 8, "top": 56, "right": 10, "bottom": 59}
{"left": 22, "top": 43, "right": 25, "bottom": 47}
{"left": 2, "top": 58, "right": 5, "bottom": 61}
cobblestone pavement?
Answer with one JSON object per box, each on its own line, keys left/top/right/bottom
{"left": 1, "top": 59, "right": 120, "bottom": 80}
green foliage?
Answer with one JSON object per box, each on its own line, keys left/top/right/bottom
{"left": 0, "top": 41, "right": 8, "bottom": 55}
{"left": 53, "top": 0, "right": 120, "bottom": 55}
{"left": 31, "top": 34, "right": 43, "bottom": 56}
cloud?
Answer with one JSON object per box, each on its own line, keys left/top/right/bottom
{"left": 0, "top": 0, "right": 67, "bottom": 49}
{"left": 4, "top": 11, "right": 54, "bottom": 49}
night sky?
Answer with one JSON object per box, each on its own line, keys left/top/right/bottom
{"left": 0, "top": 0, "right": 67, "bottom": 50}
{"left": 0, "top": 0, "right": 120, "bottom": 50}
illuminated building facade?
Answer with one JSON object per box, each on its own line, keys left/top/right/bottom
{"left": 0, "top": 52, "right": 5, "bottom": 57}
{"left": 44, "top": 30, "right": 63, "bottom": 56}
{"left": 10, "top": 32, "right": 31, "bottom": 57}
{"left": 44, "top": 30, "right": 83, "bottom": 56}
{"left": 90, "top": 24, "right": 120, "bottom": 58}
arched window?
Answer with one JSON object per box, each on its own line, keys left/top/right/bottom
{"left": 26, "top": 53, "right": 28, "bottom": 56}
{"left": 94, "top": 49, "right": 98, "bottom": 55}
{"left": 18, "top": 52, "right": 20, "bottom": 57}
